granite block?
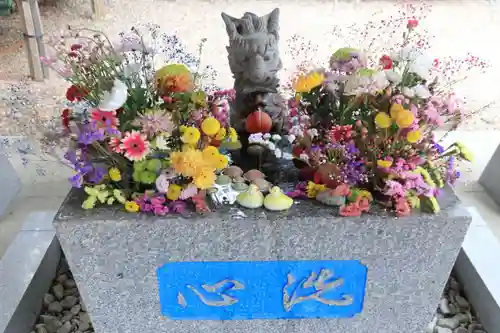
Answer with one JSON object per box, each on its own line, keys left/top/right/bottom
{"left": 53, "top": 188, "right": 471, "bottom": 333}
{"left": 479, "top": 143, "right": 500, "bottom": 206}
{"left": 0, "top": 154, "right": 21, "bottom": 218}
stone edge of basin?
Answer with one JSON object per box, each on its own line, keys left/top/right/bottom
{"left": 0, "top": 154, "right": 21, "bottom": 219}
{"left": 455, "top": 206, "right": 500, "bottom": 333}
{"left": 0, "top": 211, "right": 61, "bottom": 333}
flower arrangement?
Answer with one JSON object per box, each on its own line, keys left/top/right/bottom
{"left": 45, "top": 25, "right": 242, "bottom": 215}
{"left": 286, "top": 10, "right": 485, "bottom": 217}
{"left": 44, "top": 4, "right": 490, "bottom": 218}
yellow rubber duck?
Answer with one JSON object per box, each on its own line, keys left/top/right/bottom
{"left": 264, "top": 186, "right": 294, "bottom": 211}
{"left": 236, "top": 184, "right": 264, "bottom": 209}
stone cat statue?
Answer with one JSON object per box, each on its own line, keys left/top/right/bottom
{"left": 221, "top": 8, "right": 287, "bottom": 134}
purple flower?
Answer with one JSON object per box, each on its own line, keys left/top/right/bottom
{"left": 87, "top": 167, "right": 106, "bottom": 184}
{"left": 77, "top": 124, "right": 105, "bottom": 145}
{"left": 69, "top": 173, "right": 83, "bottom": 188}
{"left": 434, "top": 142, "right": 445, "bottom": 154}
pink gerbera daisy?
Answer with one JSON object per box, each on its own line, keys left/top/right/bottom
{"left": 91, "top": 109, "right": 119, "bottom": 129}
{"left": 109, "top": 137, "right": 123, "bottom": 153}
{"left": 120, "top": 131, "right": 150, "bottom": 161}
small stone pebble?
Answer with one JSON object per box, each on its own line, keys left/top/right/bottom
{"left": 43, "top": 293, "right": 55, "bottom": 307}
{"left": 63, "top": 279, "right": 77, "bottom": 289}
{"left": 71, "top": 305, "right": 81, "bottom": 315}
{"left": 437, "top": 327, "right": 453, "bottom": 333}
{"left": 429, "top": 275, "right": 488, "bottom": 333}
{"left": 32, "top": 258, "right": 95, "bottom": 333}
{"left": 56, "top": 321, "right": 72, "bottom": 333}
{"left": 454, "top": 327, "right": 468, "bottom": 333}
{"left": 52, "top": 285, "right": 64, "bottom": 300}
{"left": 47, "top": 301, "right": 63, "bottom": 314}
{"left": 61, "top": 296, "right": 78, "bottom": 309}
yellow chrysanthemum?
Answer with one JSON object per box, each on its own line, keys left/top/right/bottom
{"left": 201, "top": 117, "right": 221, "bottom": 136}
{"left": 179, "top": 125, "right": 187, "bottom": 133}
{"left": 108, "top": 167, "right": 122, "bottom": 182}
{"left": 306, "top": 181, "right": 327, "bottom": 199}
{"left": 179, "top": 149, "right": 204, "bottom": 177}
{"left": 407, "top": 130, "right": 422, "bottom": 143}
{"left": 202, "top": 145, "right": 219, "bottom": 160}
{"left": 181, "top": 127, "right": 201, "bottom": 145}
{"left": 375, "top": 112, "right": 392, "bottom": 129}
{"left": 124, "top": 201, "right": 140, "bottom": 213}
{"left": 170, "top": 151, "right": 185, "bottom": 173}
{"left": 358, "top": 190, "right": 373, "bottom": 202}
{"left": 229, "top": 127, "right": 238, "bottom": 142}
{"left": 215, "top": 127, "right": 227, "bottom": 140}
{"left": 193, "top": 167, "right": 217, "bottom": 189}
{"left": 212, "top": 154, "right": 229, "bottom": 170}
{"left": 167, "top": 184, "right": 182, "bottom": 200}
{"left": 377, "top": 159, "right": 393, "bottom": 168}
{"left": 390, "top": 104, "right": 405, "bottom": 119}
{"left": 395, "top": 110, "right": 414, "bottom": 128}
{"left": 293, "top": 71, "right": 325, "bottom": 93}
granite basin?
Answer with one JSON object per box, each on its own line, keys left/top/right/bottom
{"left": 53, "top": 187, "right": 470, "bottom": 333}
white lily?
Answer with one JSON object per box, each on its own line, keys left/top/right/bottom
{"left": 98, "top": 79, "right": 128, "bottom": 111}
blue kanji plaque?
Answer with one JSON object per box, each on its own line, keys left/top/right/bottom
{"left": 157, "top": 260, "right": 367, "bottom": 320}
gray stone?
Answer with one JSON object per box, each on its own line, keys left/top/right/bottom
{"left": 70, "top": 304, "right": 81, "bottom": 315}
{"left": 80, "top": 302, "right": 87, "bottom": 312}
{"left": 454, "top": 295, "right": 470, "bottom": 309}
{"left": 63, "top": 279, "right": 76, "bottom": 289}
{"left": 47, "top": 301, "right": 63, "bottom": 313}
{"left": 425, "top": 316, "right": 438, "bottom": 333}
{"left": 53, "top": 187, "right": 471, "bottom": 333}
{"left": 61, "top": 295, "right": 78, "bottom": 309}
{"left": 454, "top": 327, "right": 468, "bottom": 333}
{"left": 56, "top": 321, "right": 72, "bottom": 333}
{"left": 52, "top": 284, "right": 64, "bottom": 300}
{"left": 222, "top": 9, "right": 287, "bottom": 133}
{"left": 43, "top": 293, "right": 55, "bottom": 307}
{"left": 440, "top": 298, "right": 452, "bottom": 315}
{"left": 479, "top": 144, "right": 500, "bottom": 206}
{"left": 438, "top": 316, "right": 460, "bottom": 329}
{"left": 56, "top": 274, "right": 68, "bottom": 284}
{"left": 437, "top": 327, "right": 453, "bottom": 333}
{"left": 40, "top": 315, "right": 62, "bottom": 333}
{"left": 61, "top": 311, "right": 74, "bottom": 322}
{"left": 36, "top": 326, "right": 48, "bottom": 333}
{"left": 63, "top": 288, "right": 78, "bottom": 296}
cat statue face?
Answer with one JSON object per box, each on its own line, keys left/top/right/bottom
{"left": 221, "top": 8, "right": 283, "bottom": 94}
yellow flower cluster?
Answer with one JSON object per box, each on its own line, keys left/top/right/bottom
{"left": 375, "top": 104, "right": 415, "bottom": 129}
{"left": 170, "top": 146, "right": 229, "bottom": 189}
{"left": 293, "top": 71, "right": 325, "bottom": 93}
{"left": 180, "top": 120, "right": 239, "bottom": 146}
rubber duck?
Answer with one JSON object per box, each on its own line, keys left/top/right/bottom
{"left": 236, "top": 184, "right": 264, "bottom": 209}
{"left": 264, "top": 186, "right": 294, "bottom": 211}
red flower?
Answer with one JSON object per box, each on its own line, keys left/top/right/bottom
{"left": 333, "top": 184, "right": 350, "bottom": 197}
{"left": 61, "top": 108, "right": 71, "bottom": 129}
{"left": 407, "top": 19, "right": 419, "bottom": 29}
{"left": 120, "top": 131, "right": 150, "bottom": 161}
{"left": 339, "top": 203, "right": 362, "bottom": 217}
{"left": 357, "top": 197, "right": 371, "bottom": 212}
{"left": 162, "top": 96, "right": 173, "bottom": 104}
{"left": 109, "top": 137, "right": 123, "bottom": 153}
{"left": 66, "top": 85, "right": 87, "bottom": 102}
{"left": 394, "top": 197, "right": 411, "bottom": 217}
{"left": 91, "top": 109, "right": 119, "bottom": 129}
{"left": 379, "top": 55, "right": 393, "bottom": 70}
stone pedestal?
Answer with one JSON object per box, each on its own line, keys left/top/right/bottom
{"left": 53, "top": 188, "right": 471, "bottom": 333}
{"left": 0, "top": 154, "right": 21, "bottom": 218}
{"left": 479, "top": 144, "right": 500, "bottom": 206}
